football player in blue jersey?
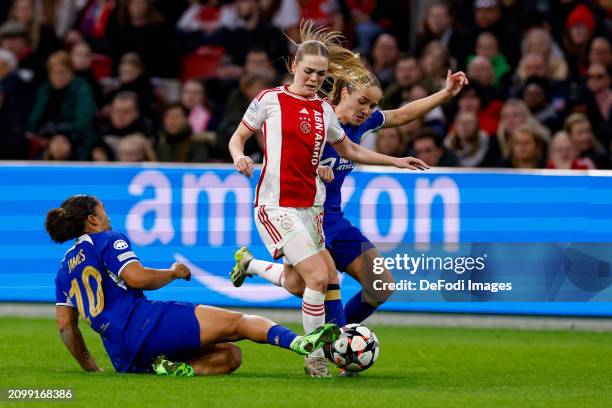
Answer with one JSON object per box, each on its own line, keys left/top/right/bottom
{"left": 46, "top": 195, "right": 340, "bottom": 376}
{"left": 231, "top": 69, "right": 468, "bottom": 325}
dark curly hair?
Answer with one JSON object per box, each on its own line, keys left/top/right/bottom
{"left": 44, "top": 195, "right": 100, "bottom": 243}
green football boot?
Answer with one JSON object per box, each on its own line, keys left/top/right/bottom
{"left": 152, "top": 356, "right": 195, "bottom": 377}
{"left": 230, "top": 246, "right": 254, "bottom": 287}
{"left": 289, "top": 323, "right": 341, "bottom": 355}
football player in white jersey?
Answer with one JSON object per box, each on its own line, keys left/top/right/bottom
{"left": 228, "top": 22, "right": 428, "bottom": 377}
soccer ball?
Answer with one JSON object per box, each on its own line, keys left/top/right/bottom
{"left": 329, "top": 323, "right": 380, "bottom": 372}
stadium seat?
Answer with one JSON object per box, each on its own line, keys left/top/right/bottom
{"left": 181, "top": 46, "right": 225, "bottom": 81}
{"left": 90, "top": 54, "right": 113, "bottom": 79}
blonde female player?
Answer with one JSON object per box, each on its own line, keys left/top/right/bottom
{"left": 228, "top": 23, "right": 429, "bottom": 377}
{"left": 232, "top": 71, "right": 469, "bottom": 349}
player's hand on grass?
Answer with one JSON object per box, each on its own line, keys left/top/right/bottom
{"left": 317, "top": 165, "right": 334, "bottom": 182}
{"left": 233, "top": 155, "right": 254, "bottom": 177}
{"left": 171, "top": 262, "right": 191, "bottom": 282}
{"left": 392, "top": 156, "right": 430, "bottom": 171}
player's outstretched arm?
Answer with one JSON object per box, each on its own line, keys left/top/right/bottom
{"left": 121, "top": 261, "right": 191, "bottom": 290}
{"left": 229, "top": 123, "right": 255, "bottom": 177}
{"left": 332, "top": 137, "right": 429, "bottom": 170}
{"left": 382, "top": 70, "right": 468, "bottom": 128}
{"left": 56, "top": 306, "right": 101, "bottom": 372}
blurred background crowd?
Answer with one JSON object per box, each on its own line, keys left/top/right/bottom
{"left": 0, "top": 0, "right": 609, "bottom": 170}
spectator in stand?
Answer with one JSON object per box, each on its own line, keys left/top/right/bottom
{"left": 298, "top": 0, "right": 343, "bottom": 32}
{"left": 212, "top": 69, "right": 275, "bottom": 161}
{"left": 499, "top": 123, "right": 547, "bottom": 169}
{"left": 466, "top": 31, "right": 510, "bottom": 87}
{"left": 89, "top": 140, "right": 115, "bottom": 162}
{"left": 467, "top": 0, "right": 520, "bottom": 68}
{"left": 70, "top": 41, "right": 103, "bottom": 107}
{"left": 411, "top": 128, "right": 458, "bottom": 167}
{"left": 564, "top": 112, "right": 609, "bottom": 169}
{"left": 105, "top": 52, "right": 155, "bottom": 121}
{"left": 97, "top": 91, "right": 156, "bottom": 154}
{"left": 588, "top": 37, "right": 611, "bottom": 70}
{"left": 27, "top": 51, "right": 96, "bottom": 160}
{"left": 176, "top": 0, "right": 233, "bottom": 53}
{"left": 496, "top": 98, "right": 550, "bottom": 160}
{"left": 216, "top": 45, "right": 277, "bottom": 82}
{"left": 419, "top": 41, "right": 450, "bottom": 94}
{"left": 375, "top": 127, "right": 405, "bottom": 157}
{"left": 521, "top": 27, "right": 568, "bottom": 82}
{"left": 563, "top": 3, "right": 597, "bottom": 81}
{"left": 345, "top": 0, "right": 383, "bottom": 54}
{"left": 467, "top": 56, "right": 495, "bottom": 89}
{"left": 445, "top": 110, "right": 500, "bottom": 167}
{"left": 181, "top": 78, "right": 218, "bottom": 134}
{"left": 452, "top": 82, "right": 502, "bottom": 136}
{"left": 370, "top": 33, "right": 399, "bottom": 89}
{"left": 0, "top": 21, "right": 41, "bottom": 82}
{"left": 8, "top": 0, "right": 62, "bottom": 63}
{"left": 116, "top": 132, "right": 157, "bottom": 161}
{"left": 404, "top": 84, "right": 447, "bottom": 137}
{"left": 380, "top": 54, "right": 423, "bottom": 110}
{"left": 546, "top": 130, "right": 594, "bottom": 170}
{"left": 157, "top": 102, "right": 211, "bottom": 162}
{"left": 66, "top": 0, "right": 117, "bottom": 54}
{"left": 41, "top": 132, "right": 74, "bottom": 161}
{"left": 584, "top": 62, "right": 612, "bottom": 149}
{"left": 415, "top": 1, "right": 465, "bottom": 68}
{"left": 218, "top": 0, "right": 289, "bottom": 75}
{"left": 111, "top": 0, "right": 177, "bottom": 78}
{"left": 0, "top": 49, "right": 30, "bottom": 159}
{"left": 521, "top": 76, "right": 561, "bottom": 132}
{"left": 260, "top": 0, "right": 300, "bottom": 43}
{"left": 38, "top": 0, "right": 86, "bottom": 40}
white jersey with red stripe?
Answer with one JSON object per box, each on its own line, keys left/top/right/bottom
{"left": 241, "top": 85, "right": 346, "bottom": 208}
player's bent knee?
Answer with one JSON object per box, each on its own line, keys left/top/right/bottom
{"left": 306, "top": 272, "right": 329, "bottom": 293}
{"left": 226, "top": 344, "right": 242, "bottom": 373}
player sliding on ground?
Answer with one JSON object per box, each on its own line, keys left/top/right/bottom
{"left": 228, "top": 22, "right": 429, "bottom": 377}
{"left": 45, "top": 194, "right": 340, "bottom": 376}
{"left": 231, "top": 65, "right": 468, "bottom": 351}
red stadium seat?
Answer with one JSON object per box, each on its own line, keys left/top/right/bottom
{"left": 90, "top": 54, "right": 113, "bottom": 79}
{"left": 181, "top": 46, "right": 225, "bottom": 81}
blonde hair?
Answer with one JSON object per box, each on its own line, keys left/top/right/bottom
{"left": 497, "top": 98, "right": 550, "bottom": 158}
{"left": 563, "top": 112, "right": 590, "bottom": 133}
{"left": 290, "top": 21, "right": 373, "bottom": 98}
{"left": 118, "top": 133, "right": 157, "bottom": 162}
{"left": 47, "top": 51, "right": 73, "bottom": 72}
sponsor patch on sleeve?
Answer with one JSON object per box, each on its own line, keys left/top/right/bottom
{"left": 117, "top": 251, "right": 137, "bottom": 262}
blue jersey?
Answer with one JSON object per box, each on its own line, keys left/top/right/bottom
{"left": 321, "top": 109, "right": 385, "bottom": 215}
{"left": 55, "top": 230, "right": 165, "bottom": 371}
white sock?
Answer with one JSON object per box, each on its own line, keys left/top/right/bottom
{"left": 302, "top": 287, "right": 325, "bottom": 334}
{"left": 247, "top": 259, "right": 286, "bottom": 287}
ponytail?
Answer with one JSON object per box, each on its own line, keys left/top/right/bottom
{"left": 45, "top": 195, "right": 99, "bottom": 243}
{"left": 290, "top": 21, "right": 375, "bottom": 99}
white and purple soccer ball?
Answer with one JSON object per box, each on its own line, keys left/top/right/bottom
{"left": 329, "top": 324, "right": 380, "bottom": 372}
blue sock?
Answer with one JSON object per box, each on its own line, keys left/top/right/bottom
{"left": 266, "top": 324, "right": 298, "bottom": 349}
{"left": 324, "top": 284, "right": 346, "bottom": 327}
{"left": 344, "top": 290, "right": 379, "bottom": 324}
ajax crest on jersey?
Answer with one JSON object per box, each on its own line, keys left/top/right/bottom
{"left": 329, "top": 323, "right": 380, "bottom": 372}
{"left": 300, "top": 121, "right": 312, "bottom": 134}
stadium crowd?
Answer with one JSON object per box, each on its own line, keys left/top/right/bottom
{"left": 0, "top": 0, "right": 610, "bottom": 169}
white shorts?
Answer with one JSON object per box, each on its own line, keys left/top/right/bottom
{"left": 254, "top": 205, "right": 325, "bottom": 266}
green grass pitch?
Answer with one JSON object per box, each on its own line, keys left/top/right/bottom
{"left": 1, "top": 317, "right": 611, "bottom": 408}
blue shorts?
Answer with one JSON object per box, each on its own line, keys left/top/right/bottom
{"left": 126, "top": 301, "right": 201, "bottom": 373}
{"left": 324, "top": 213, "right": 374, "bottom": 272}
